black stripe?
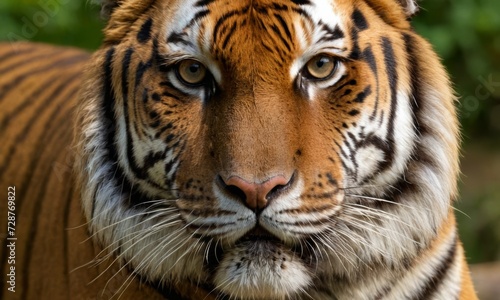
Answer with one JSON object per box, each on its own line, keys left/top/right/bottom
{"left": 355, "top": 37, "right": 398, "bottom": 184}
{"left": 362, "top": 46, "right": 377, "bottom": 75}
{"left": 352, "top": 9, "right": 369, "bottom": 30}
{"left": 333, "top": 78, "right": 356, "bottom": 92}
{"left": 0, "top": 44, "right": 37, "bottom": 65}
{"left": 270, "top": 24, "right": 292, "bottom": 52}
{"left": 413, "top": 237, "right": 458, "bottom": 300}
{"left": 187, "top": 9, "right": 210, "bottom": 28}
{"left": 348, "top": 109, "right": 359, "bottom": 116}
{"left": 221, "top": 22, "right": 238, "bottom": 50}
{"left": 213, "top": 8, "right": 248, "bottom": 44}
{"left": 195, "top": 0, "right": 215, "bottom": 6}
{"left": 0, "top": 73, "right": 78, "bottom": 294}
{"left": 0, "top": 71, "right": 63, "bottom": 137}
{"left": 319, "top": 23, "right": 345, "bottom": 42}
{"left": 17, "top": 79, "right": 80, "bottom": 299}
{"left": 363, "top": 0, "right": 394, "bottom": 28}
{"left": 102, "top": 47, "right": 119, "bottom": 164}
{"left": 378, "top": 36, "right": 398, "bottom": 171}
{"left": 120, "top": 48, "right": 165, "bottom": 194}
{"left": 271, "top": 3, "right": 289, "bottom": 11}
{"left": 403, "top": 33, "right": 423, "bottom": 136}
{"left": 274, "top": 14, "right": 293, "bottom": 43}
{"left": 348, "top": 27, "right": 361, "bottom": 60}
{"left": 99, "top": 47, "right": 152, "bottom": 210}
{"left": 291, "top": 0, "right": 311, "bottom": 5}
{"left": 0, "top": 47, "right": 64, "bottom": 77}
{"left": 0, "top": 54, "right": 88, "bottom": 102}
{"left": 96, "top": 47, "right": 119, "bottom": 219}
{"left": 137, "top": 18, "right": 153, "bottom": 44}
{"left": 361, "top": 46, "right": 380, "bottom": 120}
{"left": 354, "top": 85, "right": 372, "bottom": 103}
{"left": 134, "top": 39, "right": 158, "bottom": 89}
{"left": 167, "top": 32, "right": 191, "bottom": 46}
{"left": 121, "top": 48, "right": 146, "bottom": 178}
{"left": 0, "top": 72, "right": 82, "bottom": 176}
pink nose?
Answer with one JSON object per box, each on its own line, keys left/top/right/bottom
{"left": 223, "top": 175, "right": 291, "bottom": 210}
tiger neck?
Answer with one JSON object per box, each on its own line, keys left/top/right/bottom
{"left": 314, "top": 211, "right": 463, "bottom": 299}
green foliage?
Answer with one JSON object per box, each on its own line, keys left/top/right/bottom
{"left": 0, "top": 0, "right": 103, "bottom": 50}
{"left": 413, "top": 0, "right": 500, "bottom": 136}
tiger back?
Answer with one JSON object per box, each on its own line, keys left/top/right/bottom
{"left": 1, "top": 0, "right": 478, "bottom": 299}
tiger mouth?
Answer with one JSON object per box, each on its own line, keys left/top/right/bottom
{"left": 236, "top": 226, "right": 281, "bottom": 244}
{"left": 204, "top": 225, "right": 317, "bottom": 274}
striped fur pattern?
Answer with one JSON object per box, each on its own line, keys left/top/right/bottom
{"left": 0, "top": 43, "right": 170, "bottom": 299}
{"left": 0, "top": 0, "right": 477, "bottom": 299}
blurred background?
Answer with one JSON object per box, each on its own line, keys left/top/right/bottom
{"left": 1, "top": 0, "right": 499, "bottom": 297}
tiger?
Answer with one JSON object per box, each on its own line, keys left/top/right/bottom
{"left": 0, "top": 0, "right": 478, "bottom": 299}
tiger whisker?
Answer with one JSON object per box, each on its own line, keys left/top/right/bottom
{"left": 83, "top": 206, "right": 178, "bottom": 243}
{"left": 101, "top": 217, "right": 200, "bottom": 294}
{"left": 315, "top": 234, "right": 351, "bottom": 272}
{"left": 452, "top": 205, "right": 471, "bottom": 219}
{"left": 333, "top": 221, "right": 391, "bottom": 257}
{"left": 88, "top": 213, "right": 181, "bottom": 262}
{"left": 92, "top": 216, "right": 183, "bottom": 276}
{"left": 338, "top": 215, "right": 418, "bottom": 248}
{"left": 345, "top": 193, "right": 431, "bottom": 212}
{"left": 343, "top": 203, "right": 414, "bottom": 227}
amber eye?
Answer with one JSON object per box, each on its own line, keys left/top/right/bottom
{"left": 176, "top": 59, "right": 207, "bottom": 85}
{"left": 305, "top": 55, "right": 337, "bottom": 80}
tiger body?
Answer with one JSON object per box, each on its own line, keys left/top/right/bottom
{"left": 0, "top": 0, "right": 477, "bottom": 299}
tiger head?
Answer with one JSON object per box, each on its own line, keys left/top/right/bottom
{"left": 76, "top": 0, "right": 460, "bottom": 298}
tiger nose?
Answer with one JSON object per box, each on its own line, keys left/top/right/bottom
{"left": 221, "top": 175, "right": 292, "bottom": 210}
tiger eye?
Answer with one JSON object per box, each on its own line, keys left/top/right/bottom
{"left": 176, "top": 59, "right": 207, "bottom": 85}
{"left": 305, "top": 55, "right": 337, "bottom": 80}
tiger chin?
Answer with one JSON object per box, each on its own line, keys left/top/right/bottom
{"left": 72, "top": 0, "right": 478, "bottom": 299}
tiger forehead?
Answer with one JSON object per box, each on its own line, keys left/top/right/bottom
{"left": 165, "top": 0, "right": 348, "bottom": 60}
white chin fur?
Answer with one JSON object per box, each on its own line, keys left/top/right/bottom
{"left": 214, "top": 241, "right": 311, "bottom": 299}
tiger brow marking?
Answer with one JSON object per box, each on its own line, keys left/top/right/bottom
{"left": 318, "top": 22, "right": 345, "bottom": 42}
{"left": 187, "top": 9, "right": 211, "bottom": 28}
{"left": 167, "top": 32, "right": 192, "bottom": 47}
{"left": 274, "top": 13, "right": 293, "bottom": 42}
{"left": 212, "top": 7, "right": 249, "bottom": 45}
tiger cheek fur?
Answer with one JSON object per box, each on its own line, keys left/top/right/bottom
{"left": 73, "top": 0, "right": 477, "bottom": 299}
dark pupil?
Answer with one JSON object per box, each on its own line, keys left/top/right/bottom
{"left": 316, "top": 57, "right": 329, "bottom": 69}
{"left": 189, "top": 63, "right": 200, "bottom": 74}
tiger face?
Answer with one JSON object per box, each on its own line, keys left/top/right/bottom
{"left": 77, "top": 0, "right": 461, "bottom": 298}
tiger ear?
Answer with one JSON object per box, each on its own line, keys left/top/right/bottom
{"left": 398, "top": 0, "right": 419, "bottom": 17}
{"left": 91, "top": 0, "right": 120, "bottom": 19}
